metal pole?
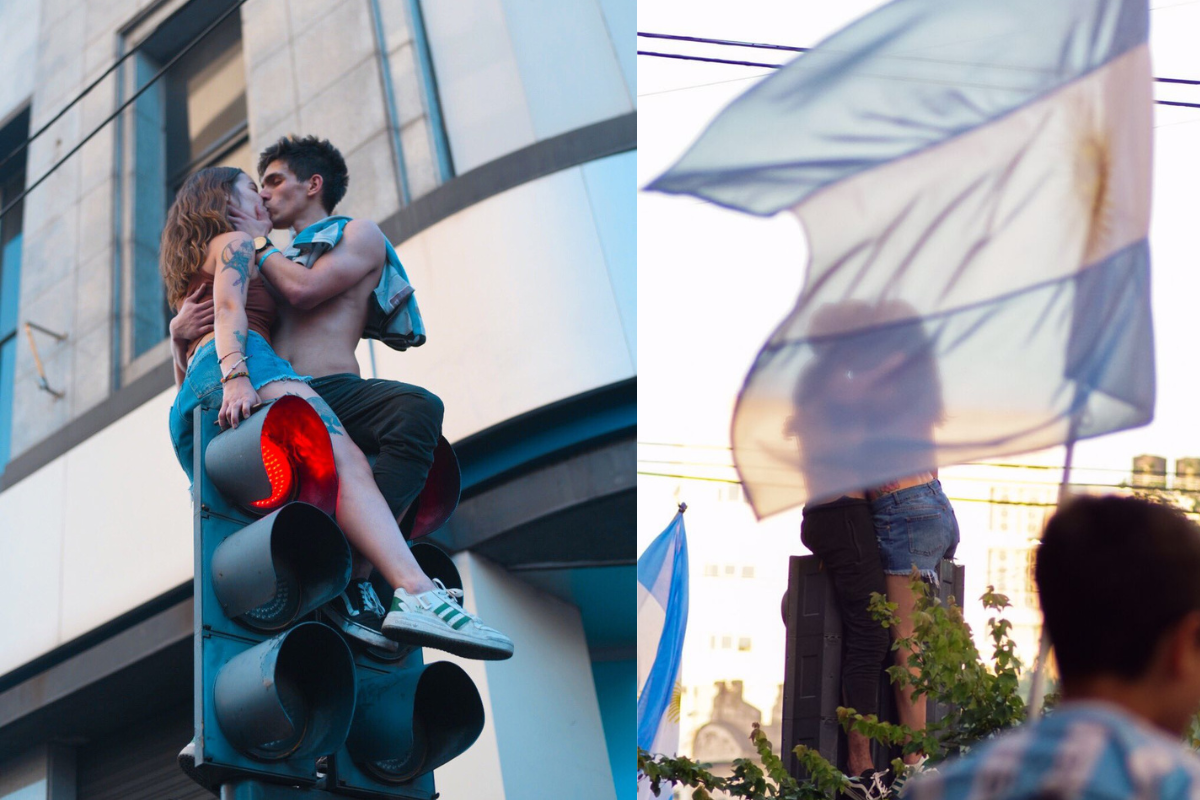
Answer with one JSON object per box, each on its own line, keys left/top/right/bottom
{"left": 1026, "top": 437, "right": 1076, "bottom": 717}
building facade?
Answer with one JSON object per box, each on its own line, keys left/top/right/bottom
{"left": 0, "top": 1, "right": 634, "bottom": 798}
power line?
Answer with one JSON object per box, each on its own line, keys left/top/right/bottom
{"left": 637, "top": 32, "right": 1200, "bottom": 108}
{"left": 0, "top": 0, "right": 249, "bottom": 223}
{"left": 637, "top": 51, "right": 780, "bottom": 70}
{"left": 0, "top": 40, "right": 146, "bottom": 175}
{"left": 637, "top": 31, "right": 1200, "bottom": 86}
{"left": 635, "top": 469, "right": 1175, "bottom": 509}
{"left": 638, "top": 32, "right": 809, "bottom": 54}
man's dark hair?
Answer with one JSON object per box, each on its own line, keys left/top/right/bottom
{"left": 257, "top": 135, "right": 348, "bottom": 213}
{"left": 1036, "top": 495, "right": 1200, "bottom": 682}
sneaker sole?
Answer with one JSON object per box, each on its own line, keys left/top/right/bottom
{"left": 323, "top": 608, "right": 399, "bottom": 652}
{"left": 382, "top": 613, "right": 514, "bottom": 661}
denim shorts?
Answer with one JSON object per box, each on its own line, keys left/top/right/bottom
{"left": 168, "top": 331, "right": 312, "bottom": 485}
{"left": 871, "top": 480, "right": 959, "bottom": 585}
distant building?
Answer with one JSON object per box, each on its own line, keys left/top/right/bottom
{"left": 1176, "top": 457, "right": 1200, "bottom": 493}
{"left": 678, "top": 681, "right": 783, "bottom": 800}
{"left": 1132, "top": 454, "right": 1168, "bottom": 489}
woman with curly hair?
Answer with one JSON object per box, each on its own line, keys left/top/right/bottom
{"left": 162, "top": 166, "right": 512, "bottom": 661}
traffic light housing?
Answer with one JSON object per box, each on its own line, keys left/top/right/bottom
{"left": 193, "top": 397, "right": 356, "bottom": 785}
{"left": 192, "top": 397, "right": 485, "bottom": 797}
{"left": 328, "top": 544, "right": 484, "bottom": 798}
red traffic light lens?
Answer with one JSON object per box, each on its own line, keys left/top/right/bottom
{"left": 205, "top": 396, "right": 339, "bottom": 516}
{"left": 250, "top": 436, "right": 298, "bottom": 511}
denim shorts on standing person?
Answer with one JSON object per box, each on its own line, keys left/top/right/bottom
{"left": 871, "top": 479, "right": 959, "bottom": 587}
{"left": 167, "top": 331, "right": 312, "bottom": 486}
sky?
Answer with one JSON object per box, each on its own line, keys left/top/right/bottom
{"left": 638, "top": 0, "right": 1200, "bottom": 735}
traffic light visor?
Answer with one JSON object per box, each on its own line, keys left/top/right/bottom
{"left": 347, "top": 661, "right": 484, "bottom": 783}
{"left": 205, "top": 396, "right": 338, "bottom": 516}
{"left": 211, "top": 503, "right": 353, "bottom": 631}
{"left": 214, "top": 622, "right": 356, "bottom": 762}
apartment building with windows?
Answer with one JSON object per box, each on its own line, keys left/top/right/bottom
{"left": 0, "top": 1, "right": 634, "bottom": 798}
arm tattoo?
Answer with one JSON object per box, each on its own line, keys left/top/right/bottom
{"left": 234, "top": 330, "right": 247, "bottom": 351}
{"left": 220, "top": 239, "right": 254, "bottom": 294}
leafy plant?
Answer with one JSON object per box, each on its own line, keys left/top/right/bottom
{"left": 637, "top": 576, "right": 1027, "bottom": 799}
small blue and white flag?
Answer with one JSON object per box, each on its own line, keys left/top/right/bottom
{"left": 637, "top": 505, "right": 689, "bottom": 797}
{"left": 648, "top": 0, "right": 1154, "bottom": 516}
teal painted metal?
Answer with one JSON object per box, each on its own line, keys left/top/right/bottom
{"left": 329, "top": 547, "right": 483, "bottom": 798}
{"left": 454, "top": 378, "right": 635, "bottom": 493}
{"left": 193, "top": 404, "right": 356, "bottom": 786}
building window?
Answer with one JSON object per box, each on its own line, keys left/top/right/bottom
{"left": 703, "top": 564, "right": 718, "bottom": 578}
{"left": 723, "top": 565, "right": 735, "bottom": 577}
{"left": 119, "top": 0, "right": 251, "bottom": 383}
{"left": 0, "top": 107, "right": 28, "bottom": 472}
{"left": 720, "top": 636, "right": 732, "bottom": 650}
{"left": 741, "top": 565, "right": 755, "bottom": 579}
{"left": 737, "top": 637, "right": 752, "bottom": 652}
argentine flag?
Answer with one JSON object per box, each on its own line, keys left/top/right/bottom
{"left": 637, "top": 506, "right": 689, "bottom": 797}
{"left": 649, "top": 0, "right": 1153, "bottom": 516}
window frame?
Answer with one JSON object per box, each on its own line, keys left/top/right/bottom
{"left": 114, "top": 0, "right": 247, "bottom": 388}
{"left": 0, "top": 105, "right": 29, "bottom": 473}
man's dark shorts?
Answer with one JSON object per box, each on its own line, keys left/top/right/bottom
{"left": 310, "top": 373, "right": 444, "bottom": 524}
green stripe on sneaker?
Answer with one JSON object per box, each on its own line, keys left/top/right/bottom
{"left": 450, "top": 615, "right": 471, "bottom": 630}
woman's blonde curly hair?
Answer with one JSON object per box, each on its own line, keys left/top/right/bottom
{"left": 160, "top": 166, "right": 243, "bottom": 311}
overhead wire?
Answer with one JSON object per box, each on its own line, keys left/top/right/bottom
{"left": 637, "top": 32, "right": 1200, "bottom": 108}
{"left": 635, "top": 470, "right": 1187, "bottom": 509}
{"left": 0, "top": 0, "right": 250, "bottom": 223}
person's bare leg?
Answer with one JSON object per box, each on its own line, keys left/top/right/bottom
{"left": 847, "top": 729, "right": 873, "bottom": 776}
{"left": 257, "top": 382, "right": 434, "bottom": 594}
{"left": 885, "top": 574, "right": 924, "bottom": 765}
{"left": 350, "top": 503, "right": 414, "bottom": 581}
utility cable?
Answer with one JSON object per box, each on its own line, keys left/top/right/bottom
{"left": 637, "top": 31, "right": 1200, "bottom": 87}
{"left": 637, "top": 49, "right": 1200, "bottom": 108}
{"left": 0, "top": 0, "right": 249, "bottom": 223}
{"left": 0, "top": 38, "right": 146, "bottom": 175}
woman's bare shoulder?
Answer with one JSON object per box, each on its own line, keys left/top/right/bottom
{"left": 203, "top": 231, "right": 253, "bottom": 273}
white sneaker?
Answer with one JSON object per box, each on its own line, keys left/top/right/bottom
{"left": 382, "top": 579, "right": 514, "bottom": 661}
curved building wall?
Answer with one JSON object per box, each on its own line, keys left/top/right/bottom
{"left": 421, "top": 0, "right": 633, "bottom": 174}
{"left": 375, "top": 150, "right": 636, "bottom": 438}
{"left": 0, "top": 1, "right": 631, "bottom": 797}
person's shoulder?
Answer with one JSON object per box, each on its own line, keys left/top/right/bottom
{"left": 203, "top": 231, "right": 253, "bottom": 272}
{"left": 906, "top": 705, "right": 1200, "bottom": 800}
{"left": 341, "top": 218, "right": 385, "bottom": 247}
{"left": 904, "top": 725, "right": 1041, "bottom": 800}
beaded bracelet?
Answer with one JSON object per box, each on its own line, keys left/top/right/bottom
{"left": 221, "top": 370, "right": 250, "bottom": 384}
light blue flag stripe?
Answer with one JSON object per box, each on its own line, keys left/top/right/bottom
{"left": 636, "top": 512, "right": 689, "bottom": 752}
{"left": 646, "top": 0, "right": 1147, "bottom": 216}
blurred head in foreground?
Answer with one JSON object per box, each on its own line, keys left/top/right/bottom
{"left": 1037, "top": 495, "right": 1200, "bottom": 734}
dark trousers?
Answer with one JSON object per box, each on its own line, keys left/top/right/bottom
{"left": 800, "top": 497, "right": 890, "bottom": 716}
{"left": 310, "top": 373, "right": 444, "bottom": 522}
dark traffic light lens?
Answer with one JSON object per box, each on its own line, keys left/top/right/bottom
{"left": 363, "top": 717, "right": 428, "bottom": 783}
{"left": 241, "top": 559, "right": 302, "bottom": 630}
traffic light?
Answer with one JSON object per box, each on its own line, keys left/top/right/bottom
{"left": 193, "top": 396, "right": 356, "bottom": 786}
{"left": 327, "top": 543, "right": 485, "bottom": 797}
{"left": 191, "top": 397, "right": 485, "bottom": 797}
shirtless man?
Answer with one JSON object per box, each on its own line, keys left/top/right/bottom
{"left": 171, "top": 136, "right": 483, "bottom": 654}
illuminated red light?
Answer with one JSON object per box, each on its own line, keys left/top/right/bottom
{"left": 250, "top": 436, "right": 298, "bottom": 511}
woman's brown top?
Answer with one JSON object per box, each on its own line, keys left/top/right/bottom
{"left": 183, "top": 269, "right": 277, "bottom": 361}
